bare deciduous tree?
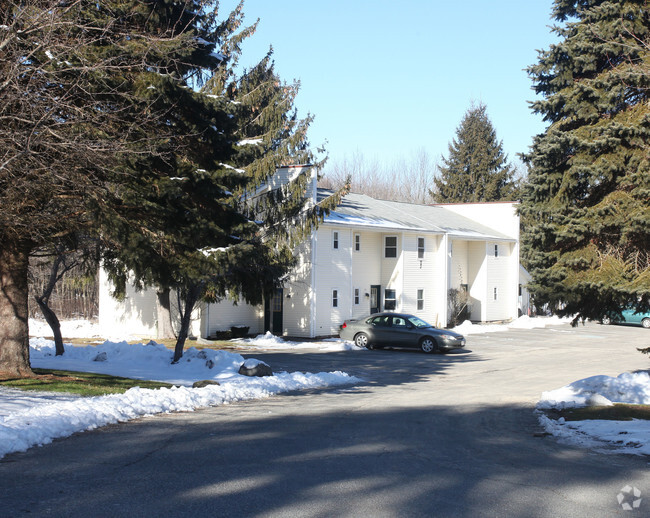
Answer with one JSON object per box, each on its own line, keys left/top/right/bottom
{"left": 0, "top": 1, "right": 210, "bottom": 377}
{"left": 319, "top": 148, "right": 436, "bottom": 204}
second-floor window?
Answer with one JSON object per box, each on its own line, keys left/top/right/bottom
{"left": 354, "top": 234, "right": 361, "bottom": 252}
{"left": 333, "top": 231, "right": 339, "bottom": 250}
{"left": 417, "top": 237, "right": 425, "bottom": 259}
{"left": 354, "top": 288, "right": 360, "bottom": 305}
{"left": 332, "top": 289, "right": 339, "bottom": 307}
{"left": 385, "top": 236, "right": 397, "bottom": 258}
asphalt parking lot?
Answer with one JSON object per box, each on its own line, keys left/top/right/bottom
{"left": 1, "top": 321, "right": 649, "bottom": 517}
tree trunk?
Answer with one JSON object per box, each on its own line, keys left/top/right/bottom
{"left": 156, "top": 288, "right": 175, "bottom": 340}
{"left": 172, "top": 284, "right": 202, "bottom": 364}
{"left": 0, "top": 241, "right": 34, "bottom": 378}
{"left": 35, "top": 254, "right": 66, "bottom": 355}
{"left": 35, "top": 298, "right": 64, "bottom": 356}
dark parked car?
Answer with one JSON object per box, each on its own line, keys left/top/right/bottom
{"left": 602, "top": 308, "right": 650, "bottom": 329}
{"left": 339, "top": 312, "right": 466, "bottom": 353}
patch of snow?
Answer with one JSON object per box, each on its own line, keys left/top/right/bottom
{"left": 219, "top": 163, "right": 245, "bottom": 174}
{"left": 237, "top": 139, "right": 263, "bottom": 146}
{"left": 234, "top": 332, "right": 362, "bottom": 352}
{"left": 0, "top": 337, "right": 360, "bottom": 459}
{"left": 538, "top": 372, "right": 650, "bottom": 410}
{"left": 452, "top": 315, "right": 571, "bottom": 335}
{"left": 537, "top": 371, "right": 650, "bottom": 455}
{"left": 324, "top": 212, "right": 425, "bottom": 231}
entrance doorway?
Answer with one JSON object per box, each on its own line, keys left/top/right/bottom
{"left": 264, "top": 288, "right": 284, "bottom": 334}
{"left": 370, "top": 285, "right": 381, "bottom": 314}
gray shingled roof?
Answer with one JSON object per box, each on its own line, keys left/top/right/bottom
{"left": 317, "top": 189, "right": 514, "bottom": 241}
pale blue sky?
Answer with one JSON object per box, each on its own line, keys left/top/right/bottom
{"left": 221, "top": 1, "right": 558, "bottom": 169}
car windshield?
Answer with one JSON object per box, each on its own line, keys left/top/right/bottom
{"left": 408, "top": 316, "right": 433, "bottom": 328}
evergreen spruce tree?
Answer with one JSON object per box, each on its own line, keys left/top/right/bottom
{"left": 432, "top": 103, "right": 516, "bottom": 202}
{"left": 100, "top": 14, "right": 344, "bottom": 362}
{"left": 521, "top": 0, "right": 650, "bottom": 322}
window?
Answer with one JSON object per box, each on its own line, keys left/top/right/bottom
{"left": 493, "top": 287, "right": 498, "bottom": 301}
{"left": 417, "top": 237, "right": 425, "bottom": 259}
{"left": 332, "top": 231, "right": 339, "bottom": 250}
{"left": 417, "top": 289, "right": 424, "bottom": 311}
{"left": 369, "top": 315, "right": 390, "bottom": 326}
{"left": 354, "top": 288, "right": 360, "bottom": 305}
{"left": 385, "top": 236, "right": 397, "bottom": 258}
{"left": 494, "top": 244, "right": 499, "bottom": 258}
{"left": 272, "top": 289, "right": 282, "bottom": 312}
{"left": 354, "top": 233, "right": 361, "bottom": 252}
{"left": 332, "top": 289, "right": 339, "bottom": 307}
{"left": 384, "top": 289, "right": 397, "bottom": 310}
{"left": 392, "top": 316, "right": 407, "bottom": 327}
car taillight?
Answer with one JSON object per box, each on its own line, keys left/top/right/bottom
{"left": 341, "top": 323, "right": 347, "bottom": 329}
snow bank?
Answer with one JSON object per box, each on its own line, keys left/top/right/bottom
{"left": 537, "top": 372, "right": 650, "bottom": 410}
{"left": 0, "top": 337, "right": 360, "bottom": 460}
{"left": 537, "top": 371, "right": 650, "bottom": 455}
{"left": 234, "top": 331, "right": 361, "bottom": 351}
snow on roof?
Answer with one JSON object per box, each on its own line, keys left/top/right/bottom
{"left": 318, "top": 189, "right": 514, "bottom": 241}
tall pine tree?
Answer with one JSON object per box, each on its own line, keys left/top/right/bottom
{"left": 101, "top": 14, "right": 344, "bottom": 362}
{"left": 432, "top": 103, "right": 516, "bottom": 202}
{"left": 521, "top": 0, "right": 650, "bottom": 322}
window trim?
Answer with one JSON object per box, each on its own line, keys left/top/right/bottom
{"left": 417, "top": 288, "right": 424, "bottom": 311}
{"left": 417, "top": 236, "right": 425, "bottom": 260}
{"left": 332, "top": 231, "right": 339, "bottom": 250}
{"left": 384, "top": 235, "right": 398, "bottom": 258}
{"left": 354, "top": 233, "right": 361, "bottom": 252}
{"left": 353, "top": 287, "right": 360, "bottom": 305}
{"left": 332, "top": 288, "right": 339, "bottom": 308}
{"left": 384, "top": 288, "right": 397, "bottom": 310}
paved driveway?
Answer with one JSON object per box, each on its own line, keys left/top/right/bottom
{"left": 1, "top": 322, "right": 649, "bottom": 517}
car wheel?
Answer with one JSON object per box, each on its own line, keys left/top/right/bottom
{"left": 601, "top": 316, "right": 611, "bottom": 325}
{"left": 355, "top": 333, "right": 371, "bottom": 349}
{"left": 420, "top": 337, "right": 438, "bottom": 354}
{"left": 642, "top": 318, "right": 650, "bottom": 329}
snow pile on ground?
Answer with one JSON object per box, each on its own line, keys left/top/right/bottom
{"left": 537, "top": 372, "right": 650, "bottom": 455}
{"left": 453, "top": 315, "right": 571, "bottom": 335}
{"left": 234, "top": 331, "right": 360, "bottom": 351}
{"left": 0, "top": 338, "right": 360, "bottom": 460}
{"left": 538, "top": 372, "right": 650, "bottom": 410}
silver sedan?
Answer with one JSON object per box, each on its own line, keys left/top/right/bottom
{"left": 339, "top": 312, "right": 466, "bottom": 353}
